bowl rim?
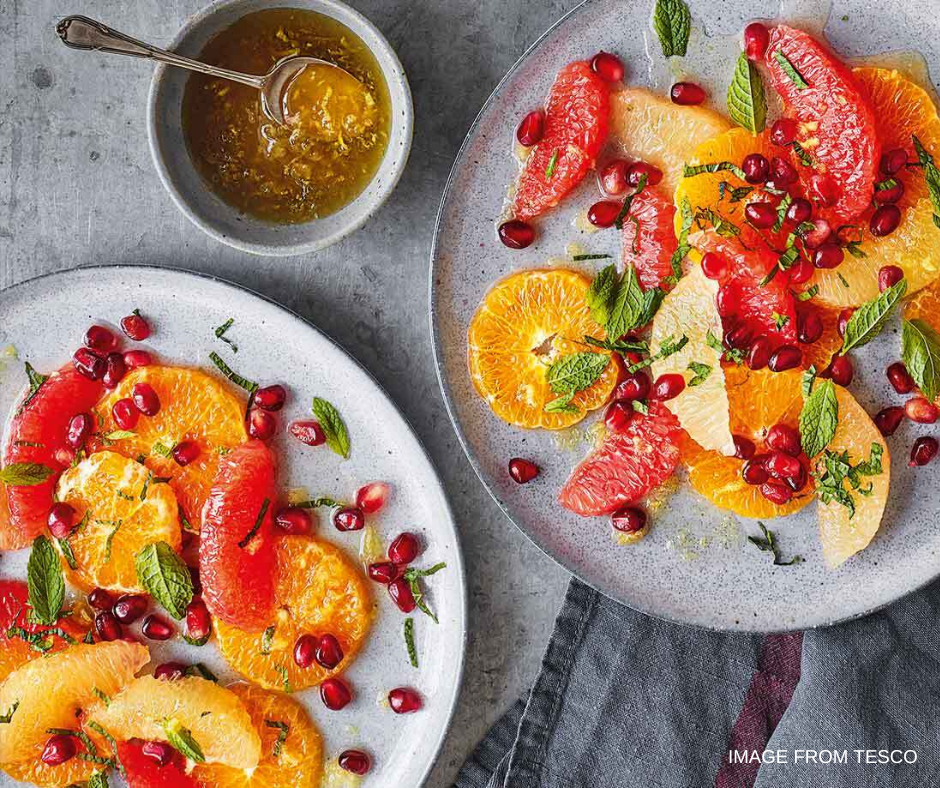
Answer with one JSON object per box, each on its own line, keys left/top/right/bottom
{"left": 146, "top": 0, "right": 414, "bottom": 257}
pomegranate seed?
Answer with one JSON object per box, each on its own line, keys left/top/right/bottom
{"left": 768, "top": 345, "right": 802, "bottom": 372}
{"left": 289, "top": 420, "right": 326, "bottom": 446}
{"left": 294, "top": 634, "right": 317, "bottom": 668}
{"left": 172, "top": 440, "right": 200, "bottom": 467}
{"left": 388, "top": 532, "right": 420, "bottom": 565}
{"left": 388, "top": 578, "right": 416, "bottom": 613}
{"left": 741, "top": 153, "right": 770, "bottom": 184}
{"left": 113, "top": 594, "right": 148, "bottom": 624}
{"left": 368, "top": 562, "right": 402, "bottom": 584}
{"left": 670, "top": 81, "right": 706, "bottom": 106}
{"left": 120, "top": 312, "right": 151, "bottom": 341}
{"left": 887, "top": 362, "right": 915, "bottom": 394}
{"left": 905, "top": 397, "right": 939, "bottom": 424}
{"left": 72, "top": 347, "right": 105, "bottom": 380}
{"left": 611, "top": 506, "right": 646, "bottom": 533}
{"left": 801, "top": 219, "right": 832, "bottom": 249}
{"left": 874, "top": 406, "right": 906, "bottom": 437}
{"left": 275, "top": 507, "right": 312, "bottom": 535}
{"left": 314, "top": 633, "right": 344, "bottom": 669}
{"left": 388, "top": 687, "right": 422, "bottom": 714}
{"left": 742, "top": 458, "right": 769, "bottom": 485}
{"left": 498, "top": 220, "right": 535, "bottom": 249}
{"left": 807, "top": 173, "right": 839, "bottom": 207}
{"left": 248, "top": 409, "right": 276, "bottom": 440}
{"left": 651, "top": 373, "right": 685, "bottom": 401}
{"left": 516, "top": 110, "right": 545, "bottom": 147}
{"left": 508, "top": 457, "right": 539, "bottom": 484}
{"left": 766, "top": 424, "right": 802, "bottom": 457}
{"left": 84, "top": 325, "right": 118, "bottom": 353}
{"left": 733, "top": 435, "right": 756, "bottom": 460}
{"left": 41, "top": 734, "right": 76, "bottom": 766}
{"left": 878, "top": 265, "right": 904, "bottom": 292}
{"left": 760, "top": 480, "right": 793, "bottom": 505}
{"left": 47, "top": 502, "right": 76, "bottom": 539}
{"left": 334, "top": 506, "right": 365, "bottom": 532}
{"left": 141, "top": 613, "right": 174, "bottom": 641}
{"left": 101, "top": 352, "right": 126, "bottom": 389}
{"left": 770, "top": 157, "right": 798, "bottom": 186}
{"left": 770, "top": 118, "right": 797, "bottom": 147}
{"left": 715, "top": 283, "right": 736, "bottom": 317}
{"left": 615, "top": 371, "right": 651, "bottom": 401}
{"left": 786, "top": 461, "right": 808, "bottom": 492}
{"left": 185, "top": 598, "right": 212, "bottom": 645}
{"left": 700, "top": 252, "right": 728, "bottom": 280}
{"left": 95, "top": 611, "right": 123, "bottom": 641}
{"left": 797, "top": 311, "right": 823, "bottom": 344}
{"left": 132, "top": 382, "right": 160, "bottom": 416}
{"left": 591, "top": 51, "right": 624, "bottom": 82}
{"left": 626, "top": 161, "right": 662, "bottom": 187}
{"left": 837, "top": 308, "right": 855, "bottom": 337}
{"left": 109, "top": 398, "right": 138, "bottom": 432}
{"left": 254, "top": 384, "right": 286, "bottom": 411}
{"left": 828, "top": 355, "right": 854, "bottom": 386}
{"left": 339, "top": 749, "right": 371, "bottom": 775}
{"left": 66, "top": 413, "right": 93, "bottom": 449}
{"left": 789, "top": 258, "right": 814, "bottom": 286}
{"left": 766, "top": 451, "right": 802, "bottom": 479}
{"left": 910, "top": 436, "right": 939, "bottom": 467}
{"left": 320, "top": 678, "right": 352, "bottom": 710}
{"left": 786, "top": 198, "right": 812, "bottom": 224}
{"left": 189, "top": 566, "right": 202, "bottom": 595}
{"left": 743, "top": 22, "right": 769, "bottom": 60}
{"left": 744, "top": 201, "right": 777, "bottom": 229}
{"left": 600, "top": 159, "right": 630, "bottom": 196}
{"left": 604, "top": 400, "right": 633, "bottom": 432}
{"left": 813, "top": 243, "right": 844, "bottom": 269}
{"left": 142, "top": 740, "right": 174, "bottom": 767}
{"left": 356, "top": 481, "right": 390, "bottom": 514}
{"left": 587, "top": 200, "right": 623, "bottom": 228}
{"left": 880, "top": 148, "right": 908, "bottom": 175}
{"left": 724, "top": 323, "right": 752, "bottom": 350}
{"left": 88, "top": 587, "right": 114, "bottom": 611}
{"left": 874, "top": 178, "right": 904, "bottom": 204}
{"left": 153, "top": 661, "right": 187, "bottom": 681}
{"left": 54, "top": 446, "right": 76, "bottom": 468}
{"left": 747, "top": 337, "right": 771, "bottom": 370}
{"left": 870, "top": 204, "right": 901, "bottom": 237}
{"left": 124, "top": 349, "right": 152, "bottom": 368}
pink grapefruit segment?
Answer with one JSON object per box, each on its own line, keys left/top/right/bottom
{"left": 620, "top": 187, "right": 678, "bottom": 290}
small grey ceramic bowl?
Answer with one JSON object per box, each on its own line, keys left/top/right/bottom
{"left": 147, "top": 0, "right": 413, "bottom": 256}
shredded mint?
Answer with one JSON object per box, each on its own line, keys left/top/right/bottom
{"left": 913, "top": 135, "right": 940, "bottom": 229}
{"left": 404, "top": 618, "right": 418, "bottom": 668}
{"left": 686, "top": 362, "right": 712, "bottom": 387}
{"left": 773, "top": 49, "right": 809, "bottom": 89}
{"left": 683, "top": 161, "right": 747, "bottom": 180}
{"left": 748, "top": 523, "right": 802, "bottom": 565}
{"left": 264, "top": 719, "right": 290, "bottom": 758}
{"left": 813, "top": 443, "right": 884, "bottom": 518}
{"left": 402, "top": 562, "right": 447, "bottom": 623}
{"left": 238, "top": 498, "right": 270, "bottom": 549}
{"left": 19, "top": 362, "right": 48, "bottom": 412}
{"left": 214, "top": 317, "right": 238, "bottom": 352}
{"left": 209, "top": 352, "right": 258, "bottom": 394}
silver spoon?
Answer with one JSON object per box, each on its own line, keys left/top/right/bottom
{"left": 56, "top": 14, "right": 357, "bottom": 125}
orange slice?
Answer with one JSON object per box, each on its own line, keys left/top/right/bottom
{"left": 55, "top": 451, "right": 182, "bottom": 592}
{"left": 193, "top": 684, "right": 324, "bottom": 788}
{"left": 2, "top": 756, "right": 101, "bottom": 788}
{"left": 683, "top": 366, "right": 813, "bottom": 518}
{"left": 98, "top": 366, "right": 249, "bottom": 526}
{"left": 215, "top": 536, "right": 373, "bottom": 693}
{"left": 467, "top": 268, "right": 619, "bottom": 429}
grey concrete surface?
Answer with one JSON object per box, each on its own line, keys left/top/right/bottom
{"left": 0, "top": 0, "right": 582, "bottom": 784}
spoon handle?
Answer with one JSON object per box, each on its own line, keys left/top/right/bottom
{"left": 56, "top": 15, "right": 265, "bottom": 89}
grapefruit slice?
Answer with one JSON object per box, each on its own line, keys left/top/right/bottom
{"left": 816, "top": 386, "right": 891, "bottom": 567}
{"left": 3, "top": 364, "right": 104, "bottom": 542}
{"left": 511, "top": 61, "right": 609, "bottom": 220}
{"left": 650, "top": 265, "right": 734, "bottom": 455}
{"left": 620, "top": 187, "right": 678, "bottom": 290}
{"left": 558, "top": 401, "right": 682, "bottom": 516}
{"left": 119, "top": 739, "right": 199, "bottom": 788}
{"left": 0, "top": 485, "right": 28, "bottom": 552}
{"left": 200, "top": 440, "right": 276, "bottom": 632}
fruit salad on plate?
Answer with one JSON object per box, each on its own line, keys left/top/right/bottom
{"left": 0, "top": 312, "right": 446, "bottom": 787}
{"left": 470, "top": 4, "right": 940, "bottom": 568}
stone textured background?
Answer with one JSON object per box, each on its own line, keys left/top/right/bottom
{"left": 0, "top": 0, "right": 582, "bottom": 784}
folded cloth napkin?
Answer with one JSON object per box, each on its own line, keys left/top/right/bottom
{"left": 455, "top": 578, "right": 940, "bottom": 788}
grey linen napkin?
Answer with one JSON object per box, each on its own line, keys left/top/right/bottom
{"left": 455, "top": 578, "right": 940, "bottom": 788}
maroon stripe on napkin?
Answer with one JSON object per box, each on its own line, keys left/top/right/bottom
{"left": 713, "top": 632, "right": 803, "bottom": 788}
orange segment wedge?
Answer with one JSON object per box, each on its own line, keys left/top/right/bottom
{"left": 193, "top": 684, "right": 324, "bottom": 788}
{"left": 55, "top": 451, "right": 182, "bottom": 593}
{"left": 2, "top": 756, "right": 101, "bottom": 788}
{"left": 215, "top": 536, "right": 373, "bottom": 693}
{"left": 99, "top": 366, "right": 249, "bottom": 526}
{"left": 683, "top": 366, "right": 813, "bottom": 519}
{"left": 468, "top": 268, "right": 619, "bottom": 429}
{"left": 905, "top": 274, "right": 940, "bottom": 403}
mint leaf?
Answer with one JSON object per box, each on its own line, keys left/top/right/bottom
{"left": 841, "top": 278, "right": 907, "bottom": 353}
{"left": 799, "top": 378, "right": 838, "bottom": 458}
{"left": 773, "top": 49, "right": 809, "bottom": 89}
{"left": 546, "top": 353, "right": 610, "bottom": 394}
{"left": 607, "top": 265, "right": 646, "bottom": 338}
{"left": 311, "top": 397, "right": 350, "bottom": 459}
{"left": 683, "top": 161, "right": 747, "bottom": 180}
{"left": 27, "top": 536, "right": 64, "bottom": 625}
{"left": 913, "top": 135, "right": 940, "bottom": 228}
{"left": 687, "top": 362, "right": 712, "bottom": 387}
{"left": 802, "top": 365, "right": 818, "bottom": 397}
{"left": 0, "top": 462, "right": 54, "bottom": 486}
{"left": 585, "top": 265, "right": 619, "bottom": 328}
{"left": 135, "top": 541, "right": 193, "bottom": 619}
{"left": 902, "top": 318, "right": 940, "bottom": 401}
{"left": 163, "top": 718, "right": 205, "bottom": 763}
{"left": 544, "top": 391, "right": 579, "bottom": 414}
{"left": 727, "top": 52, "right": 766, "bottom": 134}
{"left": 652, "top": 0, "right": 691, "bottom": 57}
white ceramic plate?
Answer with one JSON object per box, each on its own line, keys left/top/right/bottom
{"left": 0, "top": 266, "right": 465, "bottom": 787}
{"left": 430, "top": 0, "right": 940, "bottom": 631}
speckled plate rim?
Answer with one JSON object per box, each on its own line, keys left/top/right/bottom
{"left": 427, "top": 0, "right": 939, "bottom": 634}
{"left": 1, "top": 263, "right": 467, "bottom": 786}
{"left": 146, "top": 0, "right": 415, "bottom": 257}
